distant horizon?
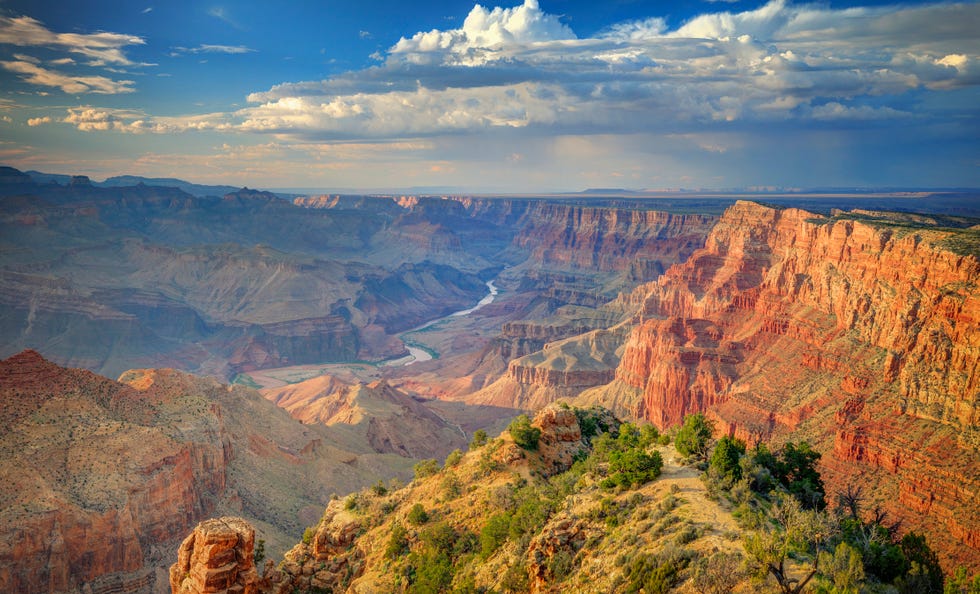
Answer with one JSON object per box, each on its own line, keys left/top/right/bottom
{"left": 13, "top": 165, "right": 980, "bottom": 198}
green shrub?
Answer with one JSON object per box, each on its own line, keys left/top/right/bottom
{"left": 478, "top": 447, "right": 503, "bottom": 476}
{"left": 674, "top": 412, "right": 715, "bottom": 459}
{"left": 709, "top": 435, "right": 746, "bottom": 485}
{"left": 441, "top": 472, "right": 462, "bottom": 500}
{"left": 945, "top": 566, "right": 980, "bottom": 594}
{"left": 408, "top": 549, "right": 452, "bottom": 593}
{"left": 639, "top": 424, "right": 660, "bottom": 447}
{"left": 413, "top": 458, "right": 440, "bottom": 480}
{"left": 509, "top": 414, "right": 541, "bottom": 451}
{"left": 617, "top": 422, "right": 641, "bottom": 448}
{"left": 604, "top": 448, "right": 663, "bottom": 489}
{"left": 897, "top": 532, "right": 943, "bottom": 593}
{"left": 421, "top": 521, "right": 458, "bottom": 555}
{"left": 302, "top": 526, "right": 315, "bottom": 545}
{"left": 371, "top": 479, "right": 388, "bottom": 496}
{"left": 480, "top": 513, "right": 511, "bottom": 558}
{"left": 469, "top": 429, "right": 488, "bottom": 450}
{"left": 407, "top": 503, "right": 429, "bottom": 526}
{"left": 624, "top": 552, "right": 689, "bottom": 594}
{"left": 385, "top": 523, "right": 409, "bottom": 559}
{"left": 445, "top": 448, "right": 463, "bottom": 467}
{"left": 254, "top": 539, "right": 265, "bottom": 565}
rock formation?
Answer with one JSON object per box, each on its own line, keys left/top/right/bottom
{"left": 0, "top": 352, "right": 424, "bottom": 593}
{"left": 170, "top": 517, "right": 258, "bottom": 594}
{"left": 262, "top": 376, "right": 468, "bottom": 459}
{"left": 588, "top": 202, "right": 980, "bottom": 568}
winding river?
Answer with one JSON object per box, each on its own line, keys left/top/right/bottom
{"left": 394, "top": 280, "right": 498, "bottom": 367}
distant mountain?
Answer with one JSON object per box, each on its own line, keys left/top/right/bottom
{"left": 579, "top": 187, "right": 641, "bottom": 195}
{"left": 23, "top": 169, "right": 241, "bottom": 197}
{"left": 101, "top": 175, "right": 240, "bottom": 197}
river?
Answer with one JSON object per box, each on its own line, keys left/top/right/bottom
{"left": 395, "top": 280, "right": 498, "bottom": 367}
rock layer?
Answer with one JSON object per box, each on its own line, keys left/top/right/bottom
{"left": 603, "top": 202, "right": 980, "bottom": 568}
{"left": 169, "top": 517, "right": 258, "bottom": 594}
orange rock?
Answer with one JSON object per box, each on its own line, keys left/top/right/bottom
{"left": 169, "top": 517, "right": 258, "bottom": 594}
{"left": 607, "top": 201, "right": 980, "bottom": 568}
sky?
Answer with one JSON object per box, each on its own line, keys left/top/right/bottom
{"left": 0, "top": 0, "right": 978, "bottom": 192}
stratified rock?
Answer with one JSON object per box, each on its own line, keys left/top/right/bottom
{"left": 169, "top": 517, "right": 258, "bottom": 594}
{"left": 598, "top": 201, "right": 980, "bottom": 568}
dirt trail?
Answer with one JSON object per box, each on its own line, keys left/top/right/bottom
{"left": 655, "top": 445, "right": 742, "bottom": 553}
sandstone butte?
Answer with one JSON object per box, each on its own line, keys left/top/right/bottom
{"left": 596, "top": 201, "right": 980, "bottom": 569}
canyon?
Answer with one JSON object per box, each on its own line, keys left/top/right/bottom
{"left": 2, "top": 166, "right": 979, "bottom": 591}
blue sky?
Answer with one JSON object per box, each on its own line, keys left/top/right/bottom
{"left": 1, "top": 0, "right": 977, "bottom": 191}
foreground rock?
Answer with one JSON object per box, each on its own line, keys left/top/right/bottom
{"left": 170, "top": 518, "right": 258, "bottom": 594}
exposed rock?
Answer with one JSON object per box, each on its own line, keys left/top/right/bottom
{"left": 510, "top": 203, "right": 716, "bottom": 277}
{"left": 526, "top": 513, "right": 591, "bottom": 594}
{"left": 262, "top": 377, "right": 468, "bottom": 459}
{"left": 598, "top": 201, "right": 980, "bottom": 568}
{"left": 530, "top": 404, "right": 617, "bottom": 475}
{"left": 532, "top": 406, "right": 586, "bottom": 474}
{"left": 258, "top": 501, "right": 365, "bottom": 594}
{"left": 0, "top": 352, "right": 421, "bottom": 593}
{"left": 169, "top": 517, "right": 258, "bottom": 594}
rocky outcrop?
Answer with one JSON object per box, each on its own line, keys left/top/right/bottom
{"left": 169, "top": 517, "right": 258, "bottom": 594}
{"left": 527, "top": 513, "right": 590, "bottom": 594}
{"left": 604, "top": 201, "right": 980, "bottom": 567}
{"left": 532, "top": 405, "right": 586, "bottom": 474}
{"left": 259, "top": 502, "right": 365, "bottom": 594}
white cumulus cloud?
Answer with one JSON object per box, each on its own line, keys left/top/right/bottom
{"left": 391, "top": 0, "right": 574, "bottom": 65}
{"left": 60, "top": 0, "right": 980, "bottom": 145}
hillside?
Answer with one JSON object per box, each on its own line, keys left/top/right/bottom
{"left": 170, "top": 405, "right": 964, "bottom": 594}
{"left": 0, "top": 351, "right": 444, "bottom": 594}
{"left": 172, "top": 405, "right": 754, "bottom": 594}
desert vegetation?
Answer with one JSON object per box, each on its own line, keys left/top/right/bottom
{"left": 256, "top": 407, "right": 977, "bottom": 593}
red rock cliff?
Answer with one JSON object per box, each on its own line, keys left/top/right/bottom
{"left": 612, "top": 201, "right": 980, "bottom": 568}
{"left": 0, "top": 352, "right": 228, "bottom": 594}
{"left": 512, "top": 203, "right": 716, "bottom": 279}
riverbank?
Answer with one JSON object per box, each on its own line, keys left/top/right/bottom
{"left": 240, "top": 280, "right": 499, "bottom": 388}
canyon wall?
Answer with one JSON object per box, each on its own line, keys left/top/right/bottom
{"left": 604, "top": 201, "right": 979, "bottom": 567}
{"left": 510, "top": 203, "right": 716, "bottom": 280}
{"left": 0, "top": 351, "right": 227, "bottom": 594}
{"left": 0, "top": 351, "right": 426, "bottom": 593}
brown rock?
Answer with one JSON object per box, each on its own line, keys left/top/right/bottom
{"left": 169, "top": 517, "right": 258, "bottom": 594}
